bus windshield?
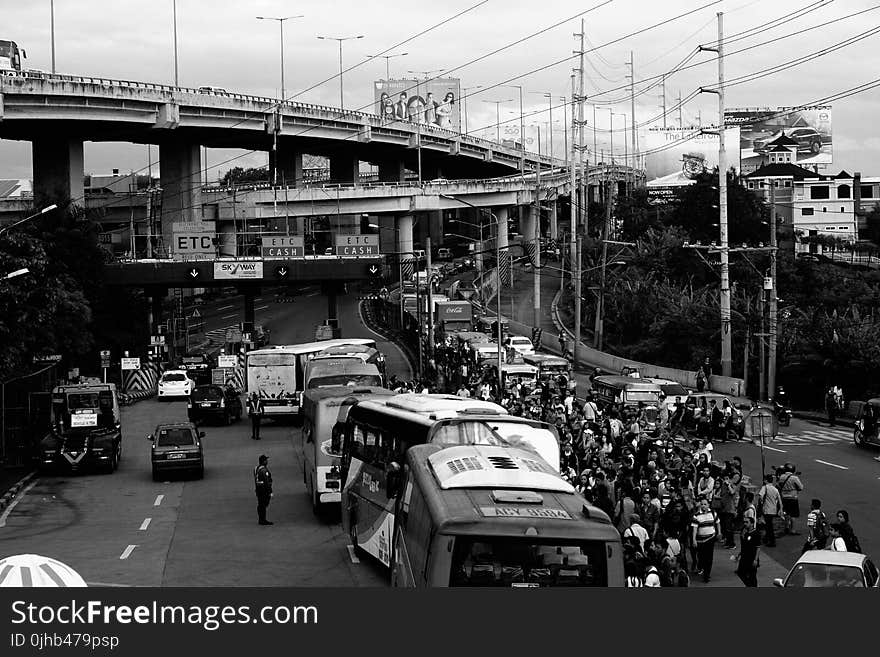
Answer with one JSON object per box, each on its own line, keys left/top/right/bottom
{"left": 450, "top": 537, "right": 608, "bottom": 587}
{"left": 626, "top": 391, "right": 660, "bottom": 403}
{"left": 0, "top": 42, "right": 13, "bottom": 57}
{"left": 249, "top": 353, "right": 296, "bottom": 367}
{"left": 431, "top": 422, "right": 508, "bottom": 447}
{"left": 310, "top": 374, "right": 383, "bottom": 388}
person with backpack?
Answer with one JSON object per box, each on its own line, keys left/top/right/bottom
{"left": 802, "top": 498, "right": 829, "bottom": 553}
{"left": 836, "top": 510, "right": 862, "bottom": 553}
{"left": 777, "top": 463, "right": 804, "bottom": 535}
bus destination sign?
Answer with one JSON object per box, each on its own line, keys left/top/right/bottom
{"left": 479, "top": 507, "right": 572, "bottom": 520}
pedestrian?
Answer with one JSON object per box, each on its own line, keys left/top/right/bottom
{"left": 757, "top": 473, "right": 783, "bottom": 547}
{"left": 623, "top": 513, "right": 650, "bottom": 550}
{"left": 802, "top": 498, "right": 829, "bottom": 553}
{"left": 825, "top": 386, "right": 838, "bottom": 427}
{"left": 734, "top": 515, "right": 761, "bottom": 587}
{"left": 254, "top": 454, "right": 273, "bottom": 525}
{"left": 835, "top": 510, "right": 862, "bottom": 553}
{"left": 719, "top": 469, "right": 740, "bottom": 549}
{"left": 829, "top": 523, "right": 847, "bottom": 551}
{"left": 691, "top": 495, "right": 721, "bottom": 583}
{"left": 248, "top": 392, "right": 262, "bottom": 440}
{"left": 613, "top": 484, "right": 637, "bottom": 535}
{"left": 777, "top": 463, "right": 804, "bottom": 535}
{"left": 558, "top": 331, "right": 568, "bottom": 358}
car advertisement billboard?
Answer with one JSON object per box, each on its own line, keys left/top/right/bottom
{"left": 644, "top": 126, "right": 741, "bottom": 202}
{"left": 724, "top": 105, "right": 832, "bottom": 172}
{"left": 374, "top": 78, "right": 461, "bottom": 132}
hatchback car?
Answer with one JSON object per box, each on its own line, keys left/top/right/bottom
{"left": 774, "top": 550, "right": 879, "bottom": 588}
{"left": 188, "top": 385, "right": 243, "bottom": 425}
{"left": 157, "top": 370, "right": 194, "bottom": 400}
{"left": 149, "top": 422, "right": 204, "bottom": 481}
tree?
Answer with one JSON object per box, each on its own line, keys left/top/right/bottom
{"left": 219, "top": 166, "right": 270, "bottom": 187}
{"left": 862, "top": 203, "right": 880, "bottom": 245}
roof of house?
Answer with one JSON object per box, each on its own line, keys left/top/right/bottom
{"left": 767, "top": 133, "right": 799, "bottom": 147}
{"left": 746, "top": 163, "right": 817, "bottom": 180}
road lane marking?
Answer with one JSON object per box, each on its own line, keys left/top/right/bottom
{"left": 119, "top": 545, "right": 137, "bottom": 560}
{"left": 221, "top": 313, "right": 238, "bottom": 319}
{"left": 255, "top": 305, "right": 270, "bottom": 311}
{"left": 153, "top": 495, "right": 164, "bottom": 507}
{"left": 815, "top": 459, "right": 848, "bottom": 470}
{"left": 139, "top": 518, "right": 151, "bottom": 531}
{"left": 0, "top": 480, "right": 38, "bottom": 528}
{"left": 764, "top": 446, "right": 787, "bottom": 453}
{"left": 217, "top": 305, "right": 235, "bottom": 310}
{"left": 305, "top": 292, "right": 320, "bottom": 297}
{"left": 346, "top": 545, "right": 360, "bottom": 564}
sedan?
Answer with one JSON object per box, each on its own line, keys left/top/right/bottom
{"left": 188, "top": 384, "right": 243, "bottom": 425}
{"left": 157, "top": 370, "right": 194, "bottom": 400}
{"left": 774, "top": 550, "right": 879, "bottom": 588}
{"left": 504, "top": 335, "right": 535, "bottom": 356}
{"left": 149, "top": 422, "right": 204, "bottom": 481}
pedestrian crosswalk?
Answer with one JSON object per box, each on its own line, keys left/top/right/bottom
{"left": 771, "top": 427, "right": 853, "bottom": 446}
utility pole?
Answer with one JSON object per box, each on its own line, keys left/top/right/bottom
{"left": 594, "top": 180, "right": 611, "bottom": 351}
{"left": 678, "top": 90, "right": 683, "bottom": 128}
{"left": 759, "top": 289, "right": 766, "bottom": 401}
{"left": 576, "top": 20, "right": 587, "bottom": 235}
{"left": 700, "top": 12, "right": 732, "bottom": 377}
{"left": 628, "top": 51, "right": 637, "bottom": 173}
{"left": 569, "top": 73, "right": 580, "bottom": 366}
{"left": 768, "top": 183, "right": 779, "bottom": 401}
{"left": 660, "top": 74, "right": 667, "bottom": 129}
{"left": 426, "top": 236, "right": 434, "bottom": 358}
{"left": 534, "top": 126, "right": 542, "bottom": 329}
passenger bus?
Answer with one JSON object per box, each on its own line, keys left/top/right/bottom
{"left": 340, "top": 394, "right": 561, "bottom": 567}
{"left": 301, "top": 386, "right": 396, "bottom": 513}
{"left": 592, "top": 375, "right": 663, "bottom": 434}
{"left": 303, "top": 357, "right": 383, "bottom": 390}
{"left": 311, "top": 343, "right": 387, "bottom": 380}
{"left": 392, "top": 444, "right": 624, "bottom": 587}
{"left": 0, "top": 40, "right": 26, "bottom": 72}
{"left": 245, "top": 339, "right": 376, "bottom": 419}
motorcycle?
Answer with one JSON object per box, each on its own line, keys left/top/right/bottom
{"left": 774, "top": 388, "right": 792, "bottom": 426}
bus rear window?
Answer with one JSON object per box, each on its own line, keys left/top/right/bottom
{"left": 310, "top": 374, "right": 382, "bottom": 388}
{"left": 450, "top": 538, "right": 608, "bottom": 587}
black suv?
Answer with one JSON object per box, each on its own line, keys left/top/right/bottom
{"left": 149, "top": 422, "right": 204, "bottom": 481}
{"left": 187, "top": 385, "right": 242, "bottom": 425}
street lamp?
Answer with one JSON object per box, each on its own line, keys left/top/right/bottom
{"left": 49, "top": 0, "right": 56, "bottom": 74}
{"left": 441, "top": 194, "right": 504, "bottom": 394}
{"left": 0, "top": 204, "right": 58, "bottom": 236}
{"left": 367, "top": 52, "right": 408, "bottom": 80}
{"left": 503, "top": 84, "right": 526, "bottom": 175}
{"left": 462, "top": 85, "right": 483, "bottom": 136}
{"left": 256, "top": 15, "right": 304, "bottom": 102}
{"left": 317, "top": 34, "right": 364, "bottom": 110}
{"left": 613, "top": 111, "right": 628, "bottom": 173}
{"left": 482, "top": 99, "right": 513, "bottom": 144}
{"left": 530, "top": 91, "right": 555, "bottom": 161}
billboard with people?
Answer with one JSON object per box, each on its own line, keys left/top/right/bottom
{"left": 374, "top": 78, "right": 461, "bottom": 132}
{"left": 644, "top": 126, "right": 741, "bottom": 203}
{"left": 724, "top": 105, "right": 832, "bottom": 173}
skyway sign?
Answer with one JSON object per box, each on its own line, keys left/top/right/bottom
{"left": 214, "top": 262, "right": 264, "bottom": 280}
{"left": 262, "top": 236, "right": 304, "bottom": 258}
{"left": 335, "top": 234, "right": 379, "bottom": 257}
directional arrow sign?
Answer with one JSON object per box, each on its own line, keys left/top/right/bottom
{"left": 187, "top": 267, "right": 200, "bottom": 279}
{"left": 275, "top": 266, "right": 290, "bottom": 279}
{"left": 368, "top": 265, "right": 380, "bottom": 276}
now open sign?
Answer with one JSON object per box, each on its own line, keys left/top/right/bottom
{"left": 335, "top": 234, "right": 379, "bottom": 257}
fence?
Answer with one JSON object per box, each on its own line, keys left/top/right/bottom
{"left": 1, "top": 363, "right": 59, "bottom": 467}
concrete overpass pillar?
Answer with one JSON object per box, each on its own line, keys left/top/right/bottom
{"left": 397, "top": 214, "right": 414, "bottom": 280}
{"left": 32, "top": 137, "right": 84, "bottom": 210}
{"left": 159, "top": 141, "right": 202, "bottom": 242}
{"left": 378, "top": 160, "right": 406, "bottom": 183}
{"left": 495, "top": 207, "right": 510, "bottom": 286}
{"left": 330, "top": 152, "right": 359, "bottom": 184}
{"left": 428, "top": 211, "right": 443, "bottom": 253}
{"left": 270, "top": 146, "right": 303, "bottom": 188}
{"left": 549, "top": 201, "right": 558, "bottom": 241}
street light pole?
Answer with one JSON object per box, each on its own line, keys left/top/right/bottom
{"left": 463, "top": 85, "right": 482, "bottom": 136}
{"left": 367, "top": 52, "right": 408, "bottom": 80}
{"left": 257, "top": 16, "right": 305, "bottom": 103}
{"left": 0, "top": 204, "right": 57, "bottom": 236}
{"left": 768, "top": 183, "right": 779, "bottom": 401}
{"left": 50, "top": 0, "right": 56, "bottom": 74}
{"left": 483, "top": 99, "right": 513, "bottom": 144}
{"left": 317, "top": 35, "right": 364, "bottom": 110}
{"left": 172, "top": 0, "right": 179, "bottom": 87}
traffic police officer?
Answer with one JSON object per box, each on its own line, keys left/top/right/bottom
{"left": 248, "top": 392, "right": 262, "bottom": 440}
{"left": 254, "top": 454, "right": 273, "bottom": 525}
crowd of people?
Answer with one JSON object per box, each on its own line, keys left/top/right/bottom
{"left": 386, "top": 338, "right": 865, "bottom": 588}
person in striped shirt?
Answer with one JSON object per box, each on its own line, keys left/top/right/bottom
{"left": 691, "top": 495, "right": 721, "bottom": 583}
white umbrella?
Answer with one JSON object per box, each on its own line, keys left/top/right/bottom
{"left": 0, "top": 554, "right": 87, "bottom": 587}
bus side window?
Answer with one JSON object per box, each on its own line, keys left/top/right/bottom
{"left": 363, "top": 428, "right": 379, "bottom": 464}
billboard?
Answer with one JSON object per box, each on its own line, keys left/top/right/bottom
{"left": 724, "top": 106, "right": 832, "bottom": 172}
{"left": 644, "top": 126, "right": 741, "bottom": 192}
{"left": 374, "top": 78, "right": 461, "bottom": 132}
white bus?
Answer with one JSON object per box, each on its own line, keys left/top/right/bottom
{"left": 246, "top": 339, "right": 376, "bottom": 419}
{"left": 301, "top": 386, "right": 396, "bottom": 513}
{"left": 392, "top": 444, "right": 624, "bottom": 587}
{"left": 340, "top": 394, "right": 561, "bottom": 568}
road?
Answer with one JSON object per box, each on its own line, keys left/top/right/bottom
{"left": 0, "top": 287, "right": 407, "bottom": 586}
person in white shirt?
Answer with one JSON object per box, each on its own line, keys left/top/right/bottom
{"left": 829, "top": 524, "right": 847, "bottom": 551}
{"left": 623, "top": 514, "right": 650, "bottom": 549}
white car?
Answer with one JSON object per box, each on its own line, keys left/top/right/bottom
{"left": 505, "top": 335, "right": 535, "bottom": 356}
{"left": 198, "top": 86, "right": 228, "bottom": 94}
{"left": 158, "top": 370, "right": 194, "bottom": 400}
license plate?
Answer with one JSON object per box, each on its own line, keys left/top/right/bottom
{"left": 168, "top": 453, "right": 186, "bottom": 459}
{"left": 200, "top": 403, "right": 213, "bottom": 407}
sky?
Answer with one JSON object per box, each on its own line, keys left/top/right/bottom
{"left": 1, "top": 0, "right": 879, "bottom": 181}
